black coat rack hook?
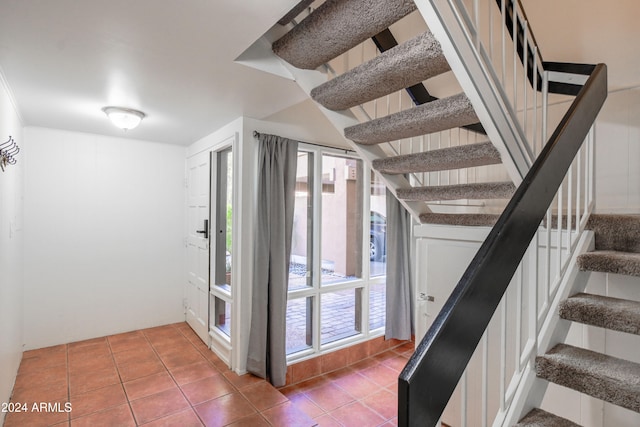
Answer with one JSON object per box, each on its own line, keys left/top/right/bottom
{"left": 0, "top": 136, "right": 19, "bottom": 172}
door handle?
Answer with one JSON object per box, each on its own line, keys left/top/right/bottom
{"left": 196, "top": 219, "right": 209, "bottom": 239}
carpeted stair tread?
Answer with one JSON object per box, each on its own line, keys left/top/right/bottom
{"left": 577, "top": 250, "right": 640, "bottom": 277}
{"left": 396, "top": 181, "right": 515, "bottom": 202}
{"left": 515, "top": 408, "right": 581, "bottom": 427}
{"left": 560, "top": 293, "right": 640, "bottom": 335}
{"left": 272, "top": 0, "right": 417, "bottom": 70}
{"left": 419, "top": 213, "right": 501, "bottom": 226}
{"left": 373, "top": 141, "right": 501, "bottom": 174}
{"left": 345, "top": 93, "right": 478, "bottom": 145}
{"left": 535, "top": 343, "right": 640, "bottom": 412}
{"left": 310, "top": 31, "right": 450, "bottom": 111}
{"left": 586, "top": 214, "right": 640, "bottom": 252}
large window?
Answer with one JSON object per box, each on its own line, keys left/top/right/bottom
{"left": 289, "top": 152, "right": 313, "bottom": 291}
{"left": 320, "top": 155, "right": 363, "bottom": 286}
{"left": 286, "top": 146, "right": 387, "bottom": 359}
{"left": 369, "top": 171, "right": 387, "bottom": 330}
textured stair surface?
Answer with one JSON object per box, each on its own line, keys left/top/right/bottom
{"left": 397, "top": 181, "right": 515, "bottom": 202}
{"left": 587, "top": 214, "right": 640, "bottom": 252}
{"left": 419, "top": 212, "right": 500, "bottom": 226}
{"left": 577, "top": 250, "right": 640, "bottom": 277}
{"left": 536, "top": 344, "right": 640, "bottom": 413}
{"left": 560, "top": 293, "right": 640, "bottom": 335}
{"left": 311, "top": 31, "right": 450, "bottom": 111}
{"left": 344, "top": 93, "right": 478, "bottom": 145}
{"left": 373, "top": 141, "right": 501, "bottom": 174}
{"left": 272, "top": 0, "right": 416, "bottom": 70}
{"left": 515, "top": 408, "right": 581, "bottom": 427}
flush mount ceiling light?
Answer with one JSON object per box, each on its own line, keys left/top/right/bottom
{"left": 102, "top": 106, "right": 146, "bottom": 131}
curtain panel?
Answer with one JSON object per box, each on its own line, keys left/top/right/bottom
{"left": 385, "top": 190, "right": 414, "bottom": 340}
{"left": 246, "top": 133, "right": 298, "bottom": 387}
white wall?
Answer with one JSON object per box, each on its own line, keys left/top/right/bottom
{"left": 593, "top": 87, "right": 640, "bottom": 213}
{"left": 520, "top": 0, "right": 640, "bottom": 212}
{"left": 546, "top": 86, "right": 640, "bottom": 214}
{"left": 522, "top": 0, "right": 640, "bottom": 93}
{"left": 0, "top": 77, "right": 24, "bottom": 425}
{"left": 23, "top": 127, "right": 186, "bottom": 349}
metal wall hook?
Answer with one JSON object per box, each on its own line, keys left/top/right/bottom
{"left": 0, "top": 136, "right": 19, "bottom": 172}
{"left": 0, "top": 136, "right": 14, "bottom": 149}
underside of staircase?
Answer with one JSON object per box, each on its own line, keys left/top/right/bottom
{"left": 517, "top": 214, "right": 640, "bottom": 426}
{"left": 272, "top": 0, "right": 515, "bottom": 227}
{"left": 267, "top": 0, "right": 633, "bottom": 425}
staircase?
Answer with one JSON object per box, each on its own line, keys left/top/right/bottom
{"left": 252, "top": 0, "right": 612, "bottom": 425}
{"left": 271, "top": 0, "right": 516, "bottom": 227}
{"left": 517, "top": 215, "right": 640, "bottom": 425}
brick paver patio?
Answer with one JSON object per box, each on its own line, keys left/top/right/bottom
{"left": 286, "top": 262, "right": 387, "bottom": 354}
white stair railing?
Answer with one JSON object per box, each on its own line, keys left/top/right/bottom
{"left": 437, "top": 126, "right": 595, "bottom": 427}
{"left": 413, "top": 0, "right": 558, "bottom": 185}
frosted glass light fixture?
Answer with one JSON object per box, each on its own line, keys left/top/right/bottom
{"left": 102, "top": 106, "right": 146, "bottom": 130}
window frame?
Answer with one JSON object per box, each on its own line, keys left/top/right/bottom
{"left": 286, "top": 143, "right": 386, "bottom": 363}
{"left": 210, "top": 145, "right": 234, "bottom": 346}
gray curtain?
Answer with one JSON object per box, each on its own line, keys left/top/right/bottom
{"left": 246, "top": 133, "right": 298, "bottom": 387}
{"left": 385, "top": 189, "right": 414, "bottom": 340}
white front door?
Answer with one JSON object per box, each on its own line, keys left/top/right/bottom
{"left": 186, "top": 151, "right": 211, "bottom": 344}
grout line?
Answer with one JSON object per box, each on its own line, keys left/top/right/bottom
{"left": 172, "top": 324, "right": 300, "bottom": 426}
{"left": 174, "top": 325, "right": 212, "bottom": 427}
{"left": 139, "top": 324, "right": 197, "bottom": 426}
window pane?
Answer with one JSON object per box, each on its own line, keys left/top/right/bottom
{"left": 369, "top": 282, "right": 386, "bottom": 330}
{"left": 290, "top": 152, "right": 314, "bottom": 291}
{"left": 370, "top": 171, "right": 387, "bottom": 277}
{"left": 214, "top": 148, "right": 233, "bottom": 292}
{"left": 321, "top": 155, "right": 363, "bottom": 285}
{"left": 321, "top": 288, "right": 362, "bottom": 345}
{"left": 213, "top": 296, "right": 231, "bottom": 337}
{"left": 286, "top": 297, "right": 313, "bottom": 355}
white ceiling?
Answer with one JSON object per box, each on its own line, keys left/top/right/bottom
{"left": 2, "top": 1, "right": 639, "bottom": 147}
{"left": 0, "top": 0, "right": 308, "bottom": 145}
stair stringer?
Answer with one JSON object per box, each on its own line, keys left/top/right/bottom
{"left": 253, "top": 32, "right": 430, "bottom": 221}
{"left": 497, "top": 231, "right": 596, "bottom": 427}
{"left": 412, "top": 0, "right": 532, "bottom": 186}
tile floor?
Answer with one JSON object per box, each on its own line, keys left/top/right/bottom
{"left": 4, "top": 322, "right": 413, "bottom": 427}
{"left": 280, "top": 342, "right": 414, "bottom": 427}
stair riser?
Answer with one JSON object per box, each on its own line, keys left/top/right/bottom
{"left": 587, "top": 214, "right": 640, "bottom": 252}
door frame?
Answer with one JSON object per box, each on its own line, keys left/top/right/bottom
{"left": 185, "top": 132, "right": 239, "bottom": 369}
{"left": 208, "top": 142, "right": 234, "bottom": 366}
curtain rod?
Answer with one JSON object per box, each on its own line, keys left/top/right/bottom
{"left": 252, "top": 130, "right": 354, "bottom": 154}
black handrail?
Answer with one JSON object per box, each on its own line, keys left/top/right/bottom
{"left": 496, "top": 0, "right": 590, "bottom": 96}
{"left": 397, "top": 63, "right": 607, "bottom": 427}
